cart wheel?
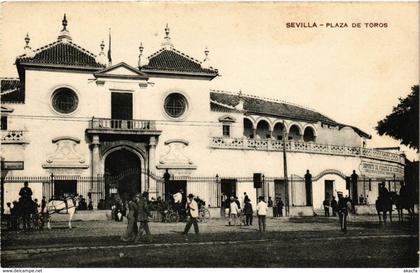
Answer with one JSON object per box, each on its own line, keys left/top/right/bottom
{"left": 169, "top": 212, "right": 179, "bottom": 223}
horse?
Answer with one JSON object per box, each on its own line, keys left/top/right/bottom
{"left": 375, "top": 193, "right": 393, "bottom": 226}
{"left": 45, "top": 195, "right": 80, "bottom": 229}
{"left": 391, "top": 193, "right": 415, "bottom": 222}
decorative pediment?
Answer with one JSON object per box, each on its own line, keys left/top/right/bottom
{"left": 94, "top": 62, "right": 149, "bottom": 81}
{"left": 218, "top": 114, "right": 236, "bottom": 123}
{"left": 42, "top": 136, "right": 88, "bottom": 170}
{"left": 158, "top": 139, "right": 196, "bottom": 170}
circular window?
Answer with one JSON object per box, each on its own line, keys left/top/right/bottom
{"left": 52, "top": 88, "right": 78, "bottom": 114}
{"left": 164, "top": 93, "right": 187, "bottom": 118}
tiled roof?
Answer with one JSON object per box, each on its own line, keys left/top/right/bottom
{"left": 16, "top": 41, "right": 105, "bottom": 70}
{"left": 1, "top": 78, "right": 24, "bottom": 103}
{"left": 210, "top": 91, "right": 371, "bottom": 138}
{"left": 141, "top": 48, "right": 218, "bottom": 77}
{"left": 210, "top": 101, "right": 241, "bottom": 113}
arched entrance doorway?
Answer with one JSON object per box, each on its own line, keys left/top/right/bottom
{"left": 105, "top": 148, "right": 141, "bottom": 203}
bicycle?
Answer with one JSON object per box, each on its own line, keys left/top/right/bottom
{"left": 163, "top": 208, "right": 179, "bottom": 223}
{"left": 198, "top": 207, "right": 210, "bottom": 223}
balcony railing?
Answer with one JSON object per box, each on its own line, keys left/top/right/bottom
{"left": 210, "top": 137, "right": 405, "bottom": 164}
{"left": 89, "top": 118, "right": 156, "bottom": 131}
{"left": 1, "top": 130, "right": 27, "bottom": 144}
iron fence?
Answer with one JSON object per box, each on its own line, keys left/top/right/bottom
{"left": 3, "top": 173, "right": 406, "bottom": 208}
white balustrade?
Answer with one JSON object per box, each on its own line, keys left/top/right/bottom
{"left": 210, "top": 136, "right": 404, "bottom": 164}
{"left": 1, "top": 130, "right": 26, "bottom": 143}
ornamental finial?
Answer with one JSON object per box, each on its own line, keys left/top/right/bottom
{"left": 138, "top": 42, "right": 149, "bottom": 67}
{"left": 23, "top": 33, "right": 34, "bottom": 57}
{"left": 58, "top": 14, "right": 72, "bottom": 42}
{"left": 161, "top": 23, "right": 173, "bottom": 50}
{"left": 165, "top": 23, "right": 170, "bottom": 38}
{"left": 24, "top": 33, "right": 30, "bottom": 48}
{"left": 139, "top": 42, "right": 144, "bottom": 54}
{"left": 62, "top": 14, "right": 68, "bottom": 31}
{"left": 96, "top": 40, "right": 107, "bottom": 66}
{"left": 202, "top": 47, "right": 212, "bottom": 69}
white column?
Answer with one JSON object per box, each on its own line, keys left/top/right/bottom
{"left": 148, "top": 136, "right": 157, "bottom": 198}
{"left": 91, "top": 135, "right": 101, "bottom": 208}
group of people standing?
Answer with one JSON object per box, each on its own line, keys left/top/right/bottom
{"left": 222, "top": 192, "right": 269, "bottom": 232}
{"left": 4, "top": 182, "right": 47, "bottom": 230}
{"left": 121, "top": 192, "right": 152, "bottom": 242}
{"left": 122, "top": 192, "right": 202, "bottom": 242}
{"left": 322, "top": 192, "right": 354, "bottom": 232}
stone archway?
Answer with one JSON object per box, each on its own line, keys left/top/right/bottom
{"left": 104, "top": 148, "right": 141, "bottom": 202}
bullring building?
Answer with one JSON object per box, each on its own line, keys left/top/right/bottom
{"left": 1, "top": 15, "right": 405, "bottom": 215}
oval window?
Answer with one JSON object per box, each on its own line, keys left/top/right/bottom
{"left": 164, "top": 93, "right": 187, "bottom": 118}
{"left": 52, "top": 88, "right": 78, "bottom": 114}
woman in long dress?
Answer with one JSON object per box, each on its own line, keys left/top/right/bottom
{"left": 121, "top": 194, "right": 139, "bottom": 242}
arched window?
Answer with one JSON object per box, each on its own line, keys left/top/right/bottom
{"left": 243, "top": 118, "right": 254, "bottom": 138}
{"left": 288, "top": 124, "right": 301, "bottom": 141}
{"left": 52, "top": 88, "right": 78, "bottom": 114}
{"left": 256, "top": 120, "right": 270, "bottom": 139}
{"left": 273, "top": 122, "right": 285, "bottom": 140}
{"left": 303, "top": 127, "right": 316, "bottom": 142}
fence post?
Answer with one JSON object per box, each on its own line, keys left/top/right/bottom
{"left": 50, "top": 173, "right": 54, "bottom": 199}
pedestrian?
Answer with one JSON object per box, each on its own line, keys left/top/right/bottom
{"left": 11, "top": 200, "right": 19, "bottom": 230}
{"left": 256, "top": 196, "right": 268, "bottom": 232}
{"left": 330, "top": 196, "right": 338, "bottom": 217}
{"left": 5, "top": 202, "right": 12, "bottom": 229}
{"left": 121, "top": 194, "right": 138, "bottom": 242}
{"left": 224, "top": 196, "right": 230, "bottom": 220}
{"left": 268, "top": 197, "right": 273, "bottom": 207}
{"left": 19, "top": 181, "right": 33, "bottom": 230}
{"left": 337, "top": 192, "right": 348, "bottom": 232}
{"left": 243, "top": 198, "right": 253, "bottom": 226}
{"left": 277, "top": 197, "right": 284, "bottom": 217}
{"left": 136, "top": 192, "right": 152, "bottom": 242}
{"left": 323, "top": 198, "right": 330, "bottom": 217}
{"left": 183, "top": 193, "right": 199, "bottom": 235}
{"left": 41, "top": 196, "right": 47, "bottom": 213}
{"left": 229, "top": 196, "right": 239, "bottom": 226}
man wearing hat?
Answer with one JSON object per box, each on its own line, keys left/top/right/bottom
{"left": 135, "top": 192, "right": 152, "bottom": 242}
{"left": 182, "top": 193, "right": 199, "bottom": 235}
{"left": 337, "top": 191, "right": 348, "bottom": 232}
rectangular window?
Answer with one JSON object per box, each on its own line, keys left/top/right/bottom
{"left": 1, "top": 116, "right": 7, "bottom": 130}
{"left": 222, "top": 124, "right": 230, "bottom": 137}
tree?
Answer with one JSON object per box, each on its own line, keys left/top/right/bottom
{"left": 376, "top": 85, "right": 419, "bottom": 151}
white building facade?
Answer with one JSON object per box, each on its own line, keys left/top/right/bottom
{"left": 1, "top": 16, "right": 405, "bottom": 215}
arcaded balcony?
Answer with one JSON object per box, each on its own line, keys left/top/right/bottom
{"left": 86, "top": 118, "right": 161, "bottom": 136}
{"left": 210, "top": 136, "right": 405, "bottom": 164}
{"left": 1, "top": 130, "right": 28, "bottom": 144}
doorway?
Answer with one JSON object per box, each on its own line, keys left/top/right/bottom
{"left": 274, "top": 179, "right": 286, "bottom": 201}
{"left": 105, "top": 149, "right": 141, "bottom": 203}
{"left": 221, "top": 179, "right": 237, "bottom": 199}
{"left": 54, "top": 180, "right": 77, "bottom": 198}
{"left": 325, "top": 180, "right": 334, "bottom": 202}
{"left": 111, "top": 92, "right": 133, "bottom": 128}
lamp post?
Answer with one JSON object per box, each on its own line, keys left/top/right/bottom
{"left": 283, "top": 131, "right": 289, "bottom": 216}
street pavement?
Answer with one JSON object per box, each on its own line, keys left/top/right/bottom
{"left": 1, "top": 215, "right": 419, "bottom": 267}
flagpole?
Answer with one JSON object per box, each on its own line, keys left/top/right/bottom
{"left": 107, "top": 28, "right": 112, "bottom": 66}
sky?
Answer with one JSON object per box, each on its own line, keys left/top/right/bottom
{"left": 1, "top": 2, "right": 418, "bottom": 160}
